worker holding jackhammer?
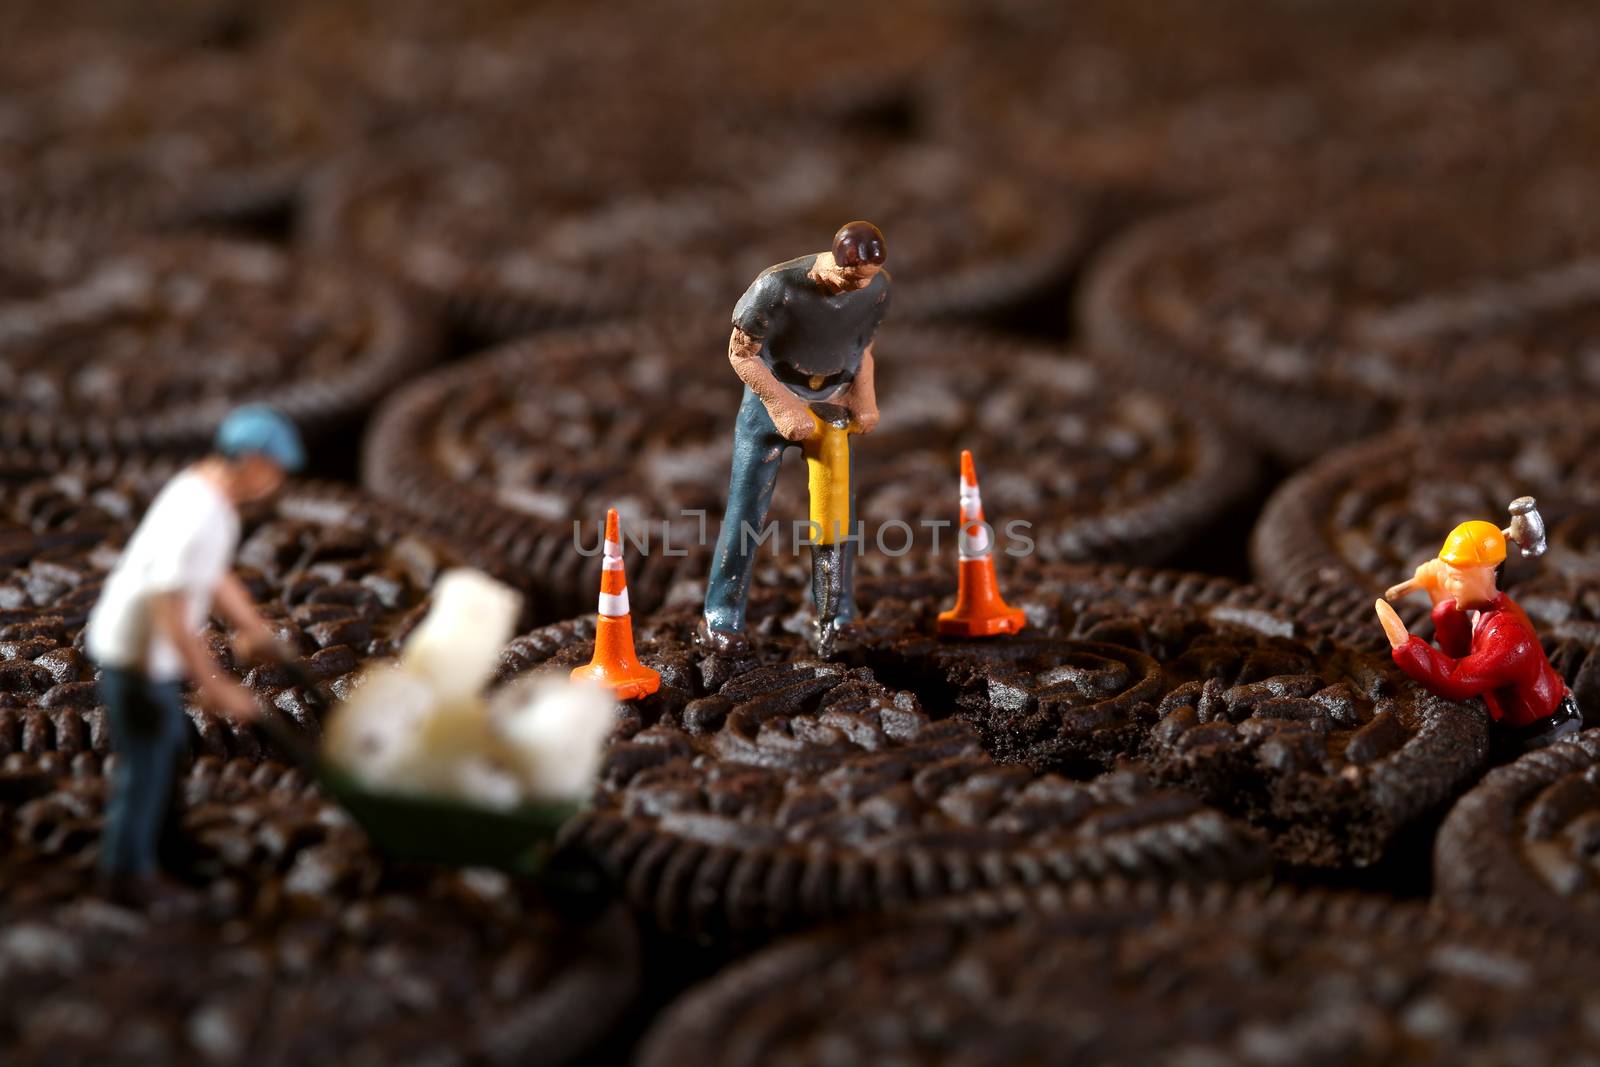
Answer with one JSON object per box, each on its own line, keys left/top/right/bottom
{"left": 699, "top": 221, "right": 891, "bottom": 658}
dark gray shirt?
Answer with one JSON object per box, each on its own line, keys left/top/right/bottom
{"left": 731, "top": 254, "right": 891, "bottom": 402}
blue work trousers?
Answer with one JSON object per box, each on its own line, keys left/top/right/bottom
{"left": 703, "top": 387, "right": 857, "bottom": 632}
{"left": 98, "top": 665, "right": 188, "bottom": 878}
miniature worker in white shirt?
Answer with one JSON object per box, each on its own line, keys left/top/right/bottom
{"left": 85, "top": 405, "right": 305, "bottom": 900}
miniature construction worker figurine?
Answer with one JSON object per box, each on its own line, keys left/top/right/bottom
{"left": 1374, "top": 497, "right": 1581, "bottom": 752}
{"left": 85, "top": 405, "right": 306, "bottom": 901}
{"left": 700, "top": 221, "right": 890, "bottom": 656}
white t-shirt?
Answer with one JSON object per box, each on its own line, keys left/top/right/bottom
{"left": 86, "top": 469, "right": 241, "bottom": 682}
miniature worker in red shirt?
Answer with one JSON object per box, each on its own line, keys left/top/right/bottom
{"left": 1375, "top": 502, "right": 1581, "bottom": 752}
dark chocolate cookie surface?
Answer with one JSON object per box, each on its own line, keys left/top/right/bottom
{"left": 0, "top": 233, "right": 430, "bottom": 453}
{"left": 497, "top": 561, "right": 1486, "bottom": 940}
{"left": 365, "top": 319, "right": 1256, "bottom": 619}
{"left": 269, "top": 0, "right": 961, "bottom": 128}
{"left": 0, "top": 753, "right": 638, "bottom": 1066}
{"left": 638, "top": 881, "right": 1600, "bottom": 1067}
{"left": 1436, "top": 729, "right": 1600, "bottom": 945}
{"left": 1251, "top": 401, "right": 1600, "bottom": 714}
{"left": 0, "top": 452, "right": 497, "bottom": 762}
{"left": 498, "top": 572, "right": 1272, "bottom": 940}
{"left": 1083, "top": 171, "right": 1600, "bottom": 464}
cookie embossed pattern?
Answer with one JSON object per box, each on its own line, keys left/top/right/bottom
{"left": 1083, "top": 172, "right": 1600, "bottom": 464}
{"left": 0, "top": 753, "right": 639, "bottom": 1065}
{"left": 0, "top": 233, "right": 430, "bottom": 454}
{"left": 365, "top": 319, "right": 1256, "bottom": 619}
{"left": 304, "top": 120, "right": 1086, "bottom": 338}
{"left": 502, "top": 566, "right": 1278, "bottom": 940}
{"left": 638, "top": 881, "right": 1600, "bottom": 1067}
{"left": 844, "top": 564, "right": 1488, "bottom": 870}
{"left": 1437, "top": 730, "right": 1600, "bottom": 946}
{"left": 498, "top": 562, "right": 1485, "bottom": 941}
{"left": 0, "top": 42, "right": 358, "bottom": 231}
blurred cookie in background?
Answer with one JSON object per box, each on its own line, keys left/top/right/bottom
{"left": 305, "top": 117, "right": 1087, "bottom": 339}
{"left": 929, "top": 0, "right": 1600, "bottom": 207}
{"left": 267, "top": 0, "right": 963, "bottom": 130}
{"left": 627, "top": 0, "right": 964, "bottom": 126}
{"left": 0, "top": 232, "right": 431, "bottom": 455}
{"left": 263, "top": 1, "right": 657, "bottom": 131}
{"left": 1083, "top": 170, "right": 1600, "bottom": 465}
{"left": 0, "top": 41, "right": 360, "bottom": 232}
{"left": 0, "top": 0, "right": 271, "bottom": 50}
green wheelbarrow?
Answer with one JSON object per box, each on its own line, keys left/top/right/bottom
{"left": 313, "top": 765, "right": 581, "bottom": 876}
{"left": 258, "top": 661, "right": 587, "bottom": 880}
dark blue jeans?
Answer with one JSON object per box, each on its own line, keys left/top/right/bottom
{"left": 704, "top": 387, "right": 857, "bottom": 633}
{"left": 98, "top": 665, "right": 187, "bottom": 878}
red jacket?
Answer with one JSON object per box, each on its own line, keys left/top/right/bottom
{"left": 1391, "top": 594, "right": 1566, "bottom": 727}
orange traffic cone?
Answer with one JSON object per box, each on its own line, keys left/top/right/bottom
{"left": 571, "top": 508, "right": 661, "bottom": 700}
{"left": 938, "top": 450, "right": 1026, "bottom": 638}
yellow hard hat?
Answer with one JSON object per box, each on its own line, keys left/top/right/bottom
{"left": 1438, "top": 520, "right": 1506, "bottom": 567}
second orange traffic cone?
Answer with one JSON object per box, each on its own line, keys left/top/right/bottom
{"left": 938, "top": 450, "right": 1026, "bottom": 638}
{"left": 571, "top": 508, "right": 661, "bottom": 700}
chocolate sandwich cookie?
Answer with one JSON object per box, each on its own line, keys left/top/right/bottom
{"left": 300, "top": 112, "right": 749, "bottom": 337}
{"left": 0, "top": 232, "right": 430, "bottom": 454}
{"left": 1252, "top": 401, "right": 1600, "bottom": 710}
{"left": 1, "top": 1, "right": 272, "bottom": 50}
{"left": 638, "top": 880, "right": 1600, "bottom": 1067}
{"left": 932, "top": 3, "right": 1597, "bottom": 205}
{"left": 266, "top": 2, "right": 668, "bottom": 131}
{"left": 0, "top": 753, "right": 638, "bottom": 1065}
{"left": 364, "top": 319, "right": 1256, "bottom": 619}
{"left": 836, "top": 563, "right": 1487, "bottom": 868}
{"left": 0, "top": 44, "right": 356, "bottom": 232}
{"left": 1083, "top": 169, "right": 1600, "bottom": 464}
{"left": 304, "top": 119, "right": 1084, "bottom": 338}
{"left": 270, "top": 0, "right": 959, "bottom": 129}
{"left": 1436, "top": 730, "right": 1600, "bottom": 945}
{"left": 658, "top": 1, "right": 962, "bottom": 125}
{"left": 0, "top": 451, "right": 497, "bottom": 762}
{"left": 497, "top": 575, "right": 1272, "bottom": 941}
{"left": 499, "top": 557, "right": 1475, "bottom": 870}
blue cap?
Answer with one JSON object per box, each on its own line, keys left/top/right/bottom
{"left": 214, "top": 405, "right": 306, "bottom": 472}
